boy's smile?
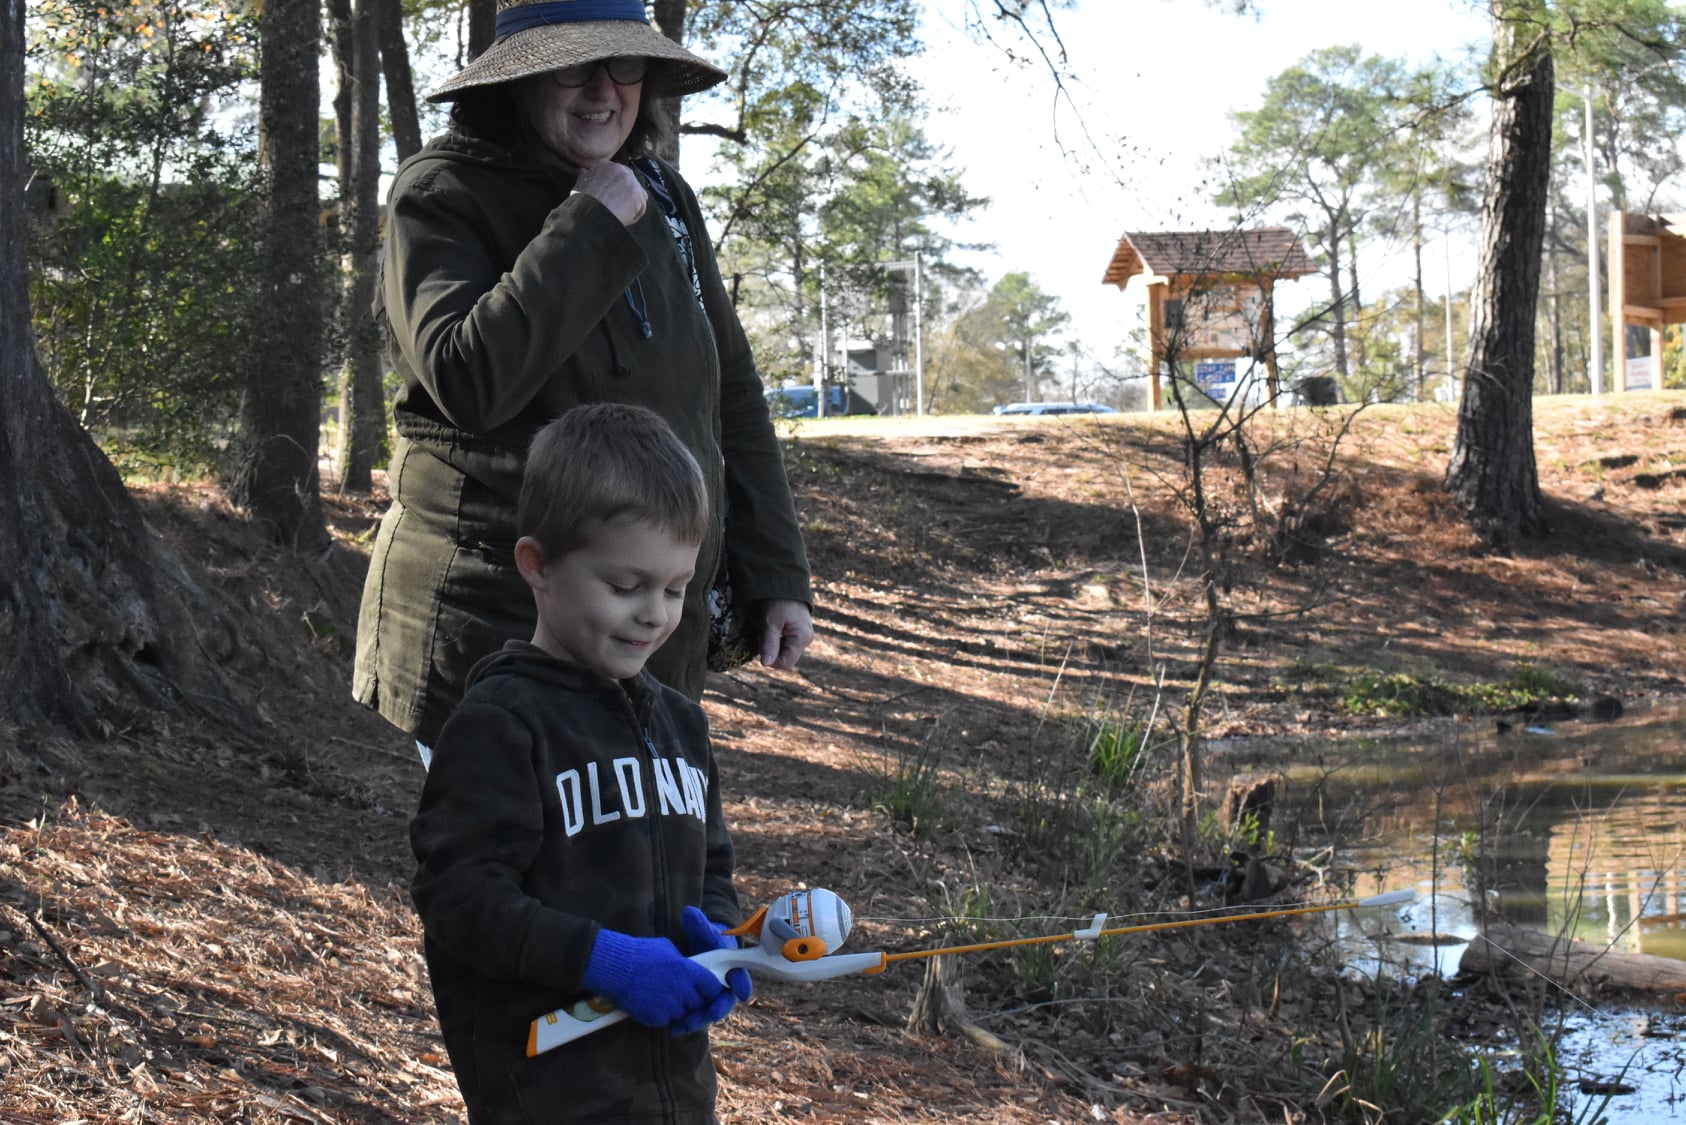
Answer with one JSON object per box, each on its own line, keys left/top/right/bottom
{"left": 518, "top": 519, "right": 698, "bottom": 682}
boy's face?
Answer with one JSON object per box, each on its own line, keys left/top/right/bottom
{"left": 516, "top": 519, "right": 699, "bottom": 682}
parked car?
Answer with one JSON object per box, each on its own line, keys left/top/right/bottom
{"left": 992, "top": 401, "right": 1118, "bottom": 416}
{"left": 765, "top": 385, "right": 879, "bottom": 419}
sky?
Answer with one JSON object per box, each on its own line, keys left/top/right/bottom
{"left": 894, "top": 0, "right": 1497, "bottom": 370}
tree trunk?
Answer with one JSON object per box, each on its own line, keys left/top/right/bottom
{"left": 377, "top": 0, "right": 423, "bottom": 161}
{"left": 468, "top": 0, "right": 495, "bottom": 60}
{"left": 648, "top": 0, "right": 687, "bottom": 165}
{"left": 332, "top": 0, "right": 387, "bottom": 492}
{"left": 1546, "top": 198, "right": 1563, "bottom": 395}
{"left": 1462, "top": 925, "right": 1686, "bottom": 995}
{"left": 229, "top": 0, "right": 330, "bottom": 552}
{"left": 1445, "top": 1, "right": 1552, "bottom": 550}
{"left": 1413, "top": 194, "right": 1426, "bottom": 401}
{"left": 906, "top": 953, "right": 1009, "bottom": 1053}
{"left": 1324, "top": 213, "right": 1349, "bottom": 378}
{"left": 1346, "top": 226, "right": 1364, "bottom": 377}
{"left": 1, "top": 0, "right": 246, "bottom": 733}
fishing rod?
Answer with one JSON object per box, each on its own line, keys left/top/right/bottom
{"left": 527, "top": 886, "right": 1415, "bottom": 1055}
{"left": 877, "top": 887, "right": 1416, "bottom": 966}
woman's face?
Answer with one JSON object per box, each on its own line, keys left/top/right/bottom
{"left": 519, "top": 60, "right": 643, "bottom": 169}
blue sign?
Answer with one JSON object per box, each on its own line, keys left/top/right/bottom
{"left": 1195, "top": 361, "right": 1236, "bottom": 389}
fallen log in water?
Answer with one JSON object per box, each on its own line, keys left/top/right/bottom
{"left": 1459, "top": 925, "right": 1686, "bottom": 995}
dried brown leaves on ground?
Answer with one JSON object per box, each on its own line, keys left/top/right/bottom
{"left": 4, "top": 394, "right": 1686, "bottom": 1124}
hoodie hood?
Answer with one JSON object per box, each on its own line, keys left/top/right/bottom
{"left": 467, "top": 639, "right": 658, "bottom": 712}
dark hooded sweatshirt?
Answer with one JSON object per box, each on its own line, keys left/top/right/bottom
{"left": 411, "top": 641, "right": 740, "bottom": 1125}
{"left": 354, "top": 133, "right": 811, "bottom": 745}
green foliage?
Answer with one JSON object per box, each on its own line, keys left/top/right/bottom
{"left": 1325, "top": 982, "right": 1484, "bottom": 1122}
{"left": 1442, "top": 1028, "right": 1623, "bottom": 1125}
{"left": 694, "top": 0, "right": 986, "bottom": 395}
{"left": 1553, "top": 0, "right": 1686, "bottom": 215}
{"left": 1337, "top": 663, "right": 1585, "bottom": 718}
{"left": 866, "top": 728, "right": 947, "bottom": 837}
{"left": 1088, "top": 715, "right": 1146, "bottom": 789}
{"left": 1010, "top": 701, "right": 1157, "bottom": 889}
{"left": 26, "top": 0, "right": 264, "bottom": 475}
{"left": 1215, "top": 46, "right": 1479, "bottom": 385}
{"left": 931, "top": 876, "right": 1137, "bottom": 1013}
{"left": 1350, "top": 283, "right": 1468, "bottom": 404}
{"left": 926, "top": 271, "right": 1069, "bottom": 413}
{"left": 1325, "top": 982, "right": 1602, "bottom": 1124}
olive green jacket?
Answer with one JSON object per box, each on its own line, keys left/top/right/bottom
{"left": 354, "top": 134, "right": 810, "bottom": 745}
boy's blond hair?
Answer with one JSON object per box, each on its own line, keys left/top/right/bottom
{"left": 517, "top": 404, "right": 708, "bottom": 559}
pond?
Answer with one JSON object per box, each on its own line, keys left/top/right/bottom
{"left": 1213, "top": 700, "right": 1686, "bottom": 1123}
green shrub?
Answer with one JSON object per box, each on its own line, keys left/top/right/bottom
{"left": 27, "top": 0, "right": 266, "bottom": 475}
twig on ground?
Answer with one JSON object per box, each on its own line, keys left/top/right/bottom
{"left": 26, "top": 909, "right": 105, "bottom": 1003}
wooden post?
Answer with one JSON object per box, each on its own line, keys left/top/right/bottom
{"left": 1148, "top": 282, "right": 1166, "bottom": 412}
{"left": 1260, "top": 279, "right": 1280, "bottom": 406}
{"left": 1609, "top": 210, "right": 1627, "bottom": 391}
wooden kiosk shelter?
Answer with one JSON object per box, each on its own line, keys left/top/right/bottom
{"left": 1608, "top": 212, "right": 1686, "bottom": 392}
{"left": 1102, "top": 228, "right": 1314, "bottom": 410}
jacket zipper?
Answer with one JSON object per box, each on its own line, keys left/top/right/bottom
{"left": 635, "top": 700, "right": 679, "bottom": 1118}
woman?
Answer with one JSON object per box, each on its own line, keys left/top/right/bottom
{"left": 354, "top": 0, "right": 814, "bottom": 753}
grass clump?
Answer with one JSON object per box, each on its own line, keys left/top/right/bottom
{"left": 1315, "top": 981, "right": 1592, "bottom": 1125}
{"left": 864, "top": 725, "right": 948, "bottom": 837}
{"left": 1089, "top": 715, "right": 1147, "bottom": 788}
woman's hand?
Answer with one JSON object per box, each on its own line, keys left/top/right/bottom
{"left": 574, "top": 162, "right": 648, "bottom": 226}
{"left": 757, "top": 599, "right": 814, "bottom": 671}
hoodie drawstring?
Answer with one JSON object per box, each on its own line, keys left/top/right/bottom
{"left": 623, "top": 278, "right": 652, "bottom": 339}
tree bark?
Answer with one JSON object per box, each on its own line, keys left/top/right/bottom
{"left": 377, "top": 0, "right": 423, "bottom": 161}
{"left": 1413, "top": 195, "right": 1426, "bottom": 400}
{"left": 1461, "top": 925, "right": 1686, "bottom": 995}
{"left": 1, "top": 0, "right": 246, "bottom": 733}
{"left": 229, "top": 0, "right": 330, "bottom": 551}
{"left": 1324, "top": 212, "right": 1349, "bottom": 378}
{"left": 1546, "top": 198, "right": 1564, "bottom": 395}
{"left": 648, "top": 0, "right": 687, "bottom": 165}
{"left": 468, "top": 0, "right": 495, "bottom": 60}
{"left": 1445, "top": 0, "right": 1552, "bottom": 550}
{"left": 332, "top": 0, "right": 387, "bottom": 492}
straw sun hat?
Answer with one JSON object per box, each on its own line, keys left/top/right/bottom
{"left": 427, "top": 0, "right": 728, "bottom": 103}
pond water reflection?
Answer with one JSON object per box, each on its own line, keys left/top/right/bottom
{"left": 1213, "top": 700, "right": 1686, "bottom": 1121}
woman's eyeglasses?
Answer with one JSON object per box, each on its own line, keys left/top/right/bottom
{"left": 549, "top": 57, "right": 648, "bottom": 88}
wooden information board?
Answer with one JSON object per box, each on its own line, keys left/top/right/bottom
{"left": 1608, "top": 212, "right": 1686, "bottom": 391}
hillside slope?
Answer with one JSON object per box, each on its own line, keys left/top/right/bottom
{"left": 3, "top": 393, "right": 1684, "bottom": 1123}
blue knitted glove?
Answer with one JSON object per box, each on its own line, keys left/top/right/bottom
{"left": 681, "top": 905, "right": 754, "bottom": 1002}
{"left": 667, "top": 906, "right": 751, "bottom": 1035}
{"left": 580, "top": 928, "right": 726, "bottom": 1030}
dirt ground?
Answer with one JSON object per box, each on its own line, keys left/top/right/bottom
{"left": 3, "top": 392, "right": 1686, "bottom": 1124}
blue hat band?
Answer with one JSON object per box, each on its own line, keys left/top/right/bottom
{"left": 496, "top": 1, "right": 648, "bottom": 41}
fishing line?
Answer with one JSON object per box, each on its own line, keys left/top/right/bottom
{"left": 873, "top": 891, "right": 1418, "bottom": 966}
{"left": 1467, "top": 933, "right": 1599, "bottom": 1014}
{"left": 857, "top": 897, "right": 1390, "bottom": 930}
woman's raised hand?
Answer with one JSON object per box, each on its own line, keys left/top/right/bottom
{"left": 573, "top": 162, "right": 648, "bottom": 226}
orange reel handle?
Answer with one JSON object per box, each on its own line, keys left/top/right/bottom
{"left": 723, "top": 904, "right": 767, "bottom": 940}
{"left": 781, "top": 936, "right": 830, "bottom": 962}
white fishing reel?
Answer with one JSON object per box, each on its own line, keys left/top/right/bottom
{"left": 727, "top": 887, "right": 853, "bottom": 961}
{"left": 528, "top": 887, "right": 875, "bottom": 1056}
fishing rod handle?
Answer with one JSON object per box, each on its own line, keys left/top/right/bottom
{"left": 527, "top": 945, "right": 886, "bottom": 1055}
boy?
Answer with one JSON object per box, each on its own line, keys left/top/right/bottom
{"left": 410, "top": 403, "right": 752, "bottom": 1125}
